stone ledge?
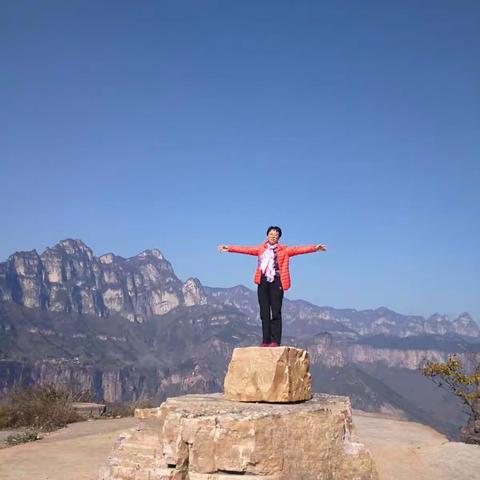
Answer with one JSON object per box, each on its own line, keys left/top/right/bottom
{"left": 101, "top": 393, "right": 378, "bottom": 480}
{"left": 72, "top": 402, "right": 106, "bottom": 419}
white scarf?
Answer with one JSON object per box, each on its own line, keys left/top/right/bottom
{"left": 260, "top": 244, "right": 277, "bottom": 282}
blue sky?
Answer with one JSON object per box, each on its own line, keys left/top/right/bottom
{"left": 1, "top": 1, "right": 479, "bottom": 320}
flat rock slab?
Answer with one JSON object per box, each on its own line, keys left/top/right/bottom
{"left": 72, "top": 402, "right": 106, "bottom": 418}
{"left": 100, "top": 393, "right": 378, "bottom": 480}
{"left": 223, "top": 346, "right": 312, "bottom": 402}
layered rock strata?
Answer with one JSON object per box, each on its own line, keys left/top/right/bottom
{"left": 223, "top": 346, "right": 312, "bottom": 402}
{"left": 99, "top": 393, "right": 378, "bottom": 480}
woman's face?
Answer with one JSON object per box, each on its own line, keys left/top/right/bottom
{"left": 267, "top": 229, "right": 280, "bottom": 245}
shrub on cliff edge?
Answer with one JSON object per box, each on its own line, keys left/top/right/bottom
{"left": 421, "top": 355, "right": 480, "bottom": 444}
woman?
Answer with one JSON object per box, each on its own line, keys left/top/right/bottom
{"left": 218, "top": 226, "right": 326, "bottom": 347}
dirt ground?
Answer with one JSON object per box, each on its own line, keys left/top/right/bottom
{"left": 0, "top": 417, "right": 137, "bottom": 480}
{"left": 0, "top": 411, "right": 478, "bottom": 479}
{"left": 353, "top": 410, "right": 480, "bottom": 480}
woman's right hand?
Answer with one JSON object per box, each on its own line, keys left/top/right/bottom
{"left": 217, "top": 245, "right": 229, "bottom": 253}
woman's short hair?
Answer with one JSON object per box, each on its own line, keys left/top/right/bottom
{"left": 266, "top": 226, "right": 282, "bottom": 238}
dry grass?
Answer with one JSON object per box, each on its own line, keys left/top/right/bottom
{"left": 0, "top": 383, "right": 89, "bottom": 432}
{"left": 5, "top": 429, "right": 42, "bottom": 446}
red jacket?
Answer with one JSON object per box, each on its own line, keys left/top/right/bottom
{"left": 227, "top": 242, "right": 318, "bottom": 291}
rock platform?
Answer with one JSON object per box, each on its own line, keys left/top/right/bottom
{"left": 99, "top": 393, "right": 378, "bottom": 480}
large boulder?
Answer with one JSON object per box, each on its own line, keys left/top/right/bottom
{"left": 223, "top": 346, "right": 312, "bottom": 402}
{"left": 99, "top": 393, "right": 378, "bottom": 480}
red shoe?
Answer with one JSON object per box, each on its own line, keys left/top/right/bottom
{"left": 270, "top": 341, "right": 279, "bottom": 347}
{"left": 260, "top": 342, "right": 270, "bottom": 347}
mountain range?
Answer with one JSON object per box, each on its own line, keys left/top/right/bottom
{"left": 1, "top": 239, "right": 479, "bottom": 440}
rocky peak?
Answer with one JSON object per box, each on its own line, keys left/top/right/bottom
{"left": 452, "top": 312, "right": 479, "bottom": 336}
{"left": 455, "top": 312, "right": 474, "bottom": 324}
{"left": 8, "top": 249, "right": 41, "bottom": 276}
{"left": 374, "top": 306, "right": 394, "bottom": 315}
{"left": 423, "top": 313, "right": 452, "bottom": 336}
{"left": 99, "top": 253, "right": 115, "bottom": 265}
{"left": 99, "top": 253, "right": 126, "bottom": 265}
{"left": 182, "top": 277, "right": 208, "bottom": 306}
{"left": 128, "top": 249, "right": 175, "bottom": 277}
{"left": 0, "top": 239, "right": 196, "bottom": 321}
{"left": 230, "top": 284, "right": 254, "bottom": 295}
{"left": 429, "top": 313, "right": 450, "bottom": 323}
{"left": 136, "top": 249, "right": 164, "bottom": 260}
{"left": 56, "top": 239, "right": 94, "bottom": 259}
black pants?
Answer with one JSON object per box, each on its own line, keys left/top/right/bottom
{"left": 257, "top": 274, "right": 284, "bottom": 344}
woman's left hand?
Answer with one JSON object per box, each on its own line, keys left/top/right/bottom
{"left": 315, "top": 244, "right": 327, "bottom": 251}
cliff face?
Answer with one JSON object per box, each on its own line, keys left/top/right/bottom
{"left": 0, "top": 359, "right": 220, "bottom": 404}
{"left": 0, "top": 240, "right": 207, "bottom": 322}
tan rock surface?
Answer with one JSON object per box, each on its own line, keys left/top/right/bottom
{"left": 223, "top": 346, "right": 312, "bottom": 402}
{"left": 100, "top": 393, "right": 377, "bottom": 480}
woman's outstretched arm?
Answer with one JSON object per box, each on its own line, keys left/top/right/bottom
{"left": 217, "top": 245, "right": 259, "bottom": 255}
{"left": 286, "top": 244, "right": 327, "bottom": 256}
